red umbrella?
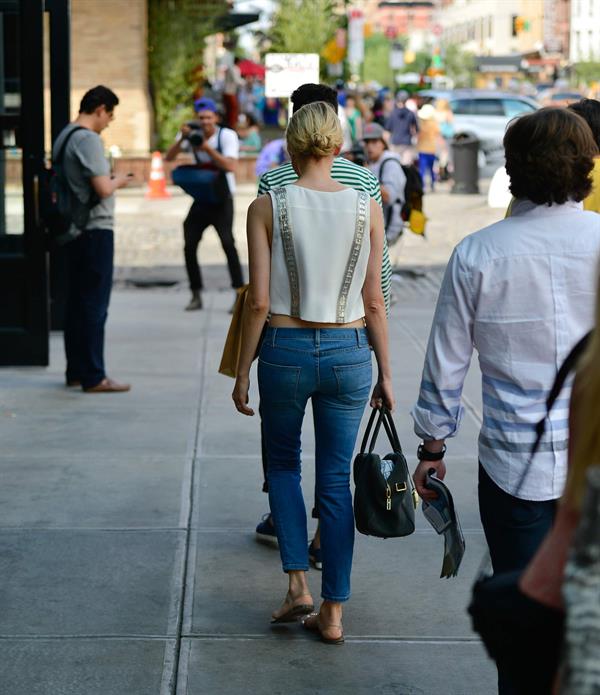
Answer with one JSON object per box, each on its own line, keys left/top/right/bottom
{"left": 238, "top": 59, "right": 266, "bottom": 78}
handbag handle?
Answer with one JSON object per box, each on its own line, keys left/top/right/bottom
{"left": 381, "top": 407, "right": 403, "bottom": 453}
{"left": 360, "top": 406, "right": 402, "bottom": 455}
{"left": 360, "top": 407, "right": 384, "bottom": 454}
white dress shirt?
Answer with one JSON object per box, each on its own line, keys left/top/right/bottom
{"left": 411, "top": 199, "right": 600, "bottom": 501}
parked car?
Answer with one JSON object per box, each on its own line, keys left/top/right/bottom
{"left": 537, "top": 89, "right": 585, "bottom": 107}
{"left": 417, "top": 89, "right": 539, "bottom": 159}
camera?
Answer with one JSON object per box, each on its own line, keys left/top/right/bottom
{"left": 185, "top": 122, "right": 204, "bottom": 148}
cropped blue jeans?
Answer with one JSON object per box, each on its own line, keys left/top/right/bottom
{"left": 258, "top": 327, "right": 372, "bottom": 602}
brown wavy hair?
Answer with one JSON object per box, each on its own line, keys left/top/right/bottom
{"left": 504, "top": 107, "right": 598, "bottom": 205}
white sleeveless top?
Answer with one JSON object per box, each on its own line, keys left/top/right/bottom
{"left": 268, "top": 185, "right": 370, "bottom": 323}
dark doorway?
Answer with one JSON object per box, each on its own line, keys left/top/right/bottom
{"left": 0, "top": 0, "right": 47, "bottom": 365}
{"left": 0, "top": 0, "right": 70, "bottom": 365}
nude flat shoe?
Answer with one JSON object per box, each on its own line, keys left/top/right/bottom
{"left": 302, "top": 612, "right": 344, "bottom": 645}
{"left": 271, "top": 594, "right": 314, "bottom": 624}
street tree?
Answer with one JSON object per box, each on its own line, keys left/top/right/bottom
{"left": 269, "top": 0, "right": 340, "bottom": 56}
{"left": 148, "top": 0, "right": 228, "bottom": 148}
{"left": 442, "top": 44, "right": 476, "bottom": 88}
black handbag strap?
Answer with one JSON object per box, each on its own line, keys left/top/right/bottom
{"left": 515, "top": 330, "right": 592, "bottom": 496}
{"left": 360, "top": 406, "right": 402, "bottom": 455}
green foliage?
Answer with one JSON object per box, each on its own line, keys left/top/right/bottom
{"left": 148, "top": 0, "right": 228, "bottom": 149}
{"left": 442, "top": 44, "right": 476, "bottom": 88}
{"left": 400, "top": 50, "right": 431, "bottom": 75}
{"left": 573, "top": 61, "right": 600, "bottom": 88}
{"left": 362, "top": 34, "right": 395, "bottom": 88}
{"left": 269, "top": 0, "right": 340, "bottom": 56}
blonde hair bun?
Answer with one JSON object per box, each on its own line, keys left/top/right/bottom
{"left": 286, "top": 101, "right": 343, "bottom": 158}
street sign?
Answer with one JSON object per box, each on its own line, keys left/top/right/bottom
{"left": 265, "top": 53, "right": 320, "bottom": 98}
{"left": 347, "top": 8, "right": 365, "bottom": 65}
{"left": 390, "top": 43, "right": 405, "bottom": 70}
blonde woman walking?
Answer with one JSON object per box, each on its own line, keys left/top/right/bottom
{"left": 233, "top": 101, "right": 393, "bottom": 644}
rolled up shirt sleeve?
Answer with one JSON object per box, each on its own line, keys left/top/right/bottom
{"left": 411, "top": 247, "right": 476, "bottom": 441}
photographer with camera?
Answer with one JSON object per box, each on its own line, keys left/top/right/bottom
{"left": 166, "top": 97, "right": 244, "bottom": 311}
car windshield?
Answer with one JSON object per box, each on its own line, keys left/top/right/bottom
{"left": 503, "top": 99, "right": 536, "bottom": 118}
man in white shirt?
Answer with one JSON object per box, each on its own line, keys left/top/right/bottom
{"left": 412, "top": 109, "right": 600, "bottom": 692}
{"left": 412, "top": 108, "right": 600, "bottom": 568}
{"left": 166, "top": 97, "right": 243, "bottom": 310}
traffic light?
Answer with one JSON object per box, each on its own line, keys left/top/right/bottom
{"left": 512, "top": 15, "right": 525, "bottom": 36}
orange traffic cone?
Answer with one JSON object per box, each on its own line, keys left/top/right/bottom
{"left": 145, "top": 151, "right": 171, "bottom": 199}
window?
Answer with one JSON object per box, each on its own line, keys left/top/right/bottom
{"left": 472, "top": 99, "right": 504, "bottom": 116}
{"left": 502, "top": 99, "right": 536, "bottom": 118}
{"left": 450, "top": 99, "right": 474, "bottom": 115}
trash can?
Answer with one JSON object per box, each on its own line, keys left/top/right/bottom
{"left": 451, "top": 133, "right": 480, "bottom": 194}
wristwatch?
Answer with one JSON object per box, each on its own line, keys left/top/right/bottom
{"left": 417, "top": 443, "right": 446, "bottom": 461}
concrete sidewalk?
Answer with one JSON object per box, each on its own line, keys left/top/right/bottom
{"left": 0, "top": 275, "right": 496, "bottom": 694}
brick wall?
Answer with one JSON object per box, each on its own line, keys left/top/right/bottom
{"left": 70, "top": 0, "right": 152, "bottom": 155}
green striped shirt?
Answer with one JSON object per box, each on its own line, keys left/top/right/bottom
{"left": 257, "top": 157, "right": 392, "bottom": 315}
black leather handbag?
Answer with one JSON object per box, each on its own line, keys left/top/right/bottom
{"left": 353, "top": 406, "right": 418, "bottom": 538}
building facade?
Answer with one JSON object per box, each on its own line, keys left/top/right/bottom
{"left": 71, "top": 0, "right": 152, "bottom": 155}
{"left": 362, "top": 0, "right": 436, "bottom": 51}
{"left": 570, "top": 0, "right": 600, "bottom": 61}
{"left": 543, "top": 0, "right": 571, "bottom": 56}
{"left": 436, "top": 0, "right": 548, "bottom": 56}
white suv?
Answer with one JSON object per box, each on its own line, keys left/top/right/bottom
{"left": 418, "top": 90, "right": 539, "bottom": 159}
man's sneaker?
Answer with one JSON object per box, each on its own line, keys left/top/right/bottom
{"left": 309, "top": 540, "right": 322, "bottom": 570}
{"left": 256, "top": 513, "right": 278, "bottom": 546}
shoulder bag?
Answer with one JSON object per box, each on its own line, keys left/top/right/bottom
{"left": 468, "top": 331, "right": 592, "bottom": 693}
{"left": 171, "top": 127, "right": 231, "bottom": 205}
{"left": 353, "top": 406, "right": 419, "bottom": 538}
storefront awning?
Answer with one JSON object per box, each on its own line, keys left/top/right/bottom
{"left": 215, "top": 12, "right": 260, "bottom": 31}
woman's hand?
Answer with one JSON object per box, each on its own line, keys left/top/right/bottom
{"left": 370, "top": 378, "right": 395, "bottom": 411}
{"left": 232, "top": 375, "right": 254, "bottom": 416}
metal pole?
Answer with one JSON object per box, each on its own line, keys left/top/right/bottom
{"left": 0, "top": 12, "right": 6, "bottom": 236}
{"left": 47, "top": 0, "right": 71, "bottom": 142}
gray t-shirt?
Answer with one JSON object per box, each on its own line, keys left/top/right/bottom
{"left": 52, "top": 123, "right": 114, "bottom": 230}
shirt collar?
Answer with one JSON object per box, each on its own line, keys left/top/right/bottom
{"left": 511, "top": 198, "right": 584, "bottom": 217}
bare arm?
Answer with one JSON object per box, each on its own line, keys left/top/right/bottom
{"left": 232, "top": 195, "right": 272, "bottom": 416}
{"left": 164, "top": 124, "right": 190, "bottom": 162}
{"left": 200, "top": 141, "right": 238, "bottom": 173}
{"left": 363, "top": 198, "right": 394, "bottom": 411}
{"left": 90, "top": 173, "right": 129, "bottom": 198}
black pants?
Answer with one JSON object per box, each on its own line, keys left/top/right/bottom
{"left": 183, "top": 197, "right": 243, "bottom": 290}
{"left": 478, "top": 463, "right": 557, "bottom": 694}
{"left": 64, "top": 228, "right": 114, "bottom": 389}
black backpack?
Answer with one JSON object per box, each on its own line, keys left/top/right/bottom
{"left": 40, "top": 126, "right": 99, "bottom": 245}
{"left": 379, "top": 157, "right": 424, "bottom": 222}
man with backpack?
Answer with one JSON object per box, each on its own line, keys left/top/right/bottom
{"left": 363, "top": 123, "right": 406, "bottom": 246}
{"left": 52, "top": 85, "right": 131, "bottom": 393}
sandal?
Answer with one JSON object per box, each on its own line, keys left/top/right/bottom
{"left": 302, "top": 612, "right": 345, "bottom": 645}
{"left": 271, "top": 593, "right": 314, "bottom": 624}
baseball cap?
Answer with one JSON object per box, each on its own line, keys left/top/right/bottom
{"left": 362, "top": 123, "right": 386, "bottom": 141}
{"left": 194, "top": 97, "right": 217, "bottom": 113}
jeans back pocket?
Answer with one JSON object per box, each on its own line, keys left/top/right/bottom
{"left": 258, "top": 359, "right": 301, "bottom": 405}
{"left": 333, "top": 359, "right": 372, "bottom": 407}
